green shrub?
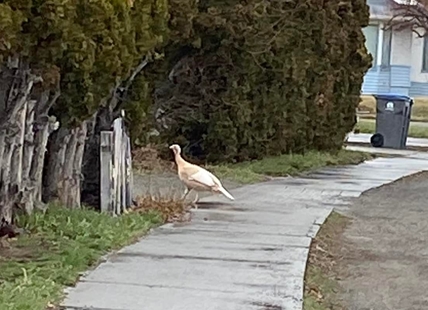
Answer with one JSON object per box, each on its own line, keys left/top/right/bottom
{"left": 148, "top": 0, "right": 372, "bottom": 163}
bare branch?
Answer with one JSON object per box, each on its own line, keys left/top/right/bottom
{"left": 111, "top": 57, "right": 150, "bottom": 114}
{"left": 125, "top": 58, "right": 149, "bottom": 90}
{"left": 386, "top": 0, "right": 428, "bottom": 36}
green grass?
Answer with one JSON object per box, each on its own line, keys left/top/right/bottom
{"left": 0, "top": 206, "right": 162, "bottom": 310}
{"left": 206, "top": 164, "right": 267, "bottom": 184}
{"left": 357, "top": 119, "right": 428, "bottom": 138}
{"left": 209, "top": 150, "right": 374, "bottom": 184}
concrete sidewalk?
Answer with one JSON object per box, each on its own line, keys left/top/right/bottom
{"left": 62, "top": 154, "right": 428, "bottom": 310}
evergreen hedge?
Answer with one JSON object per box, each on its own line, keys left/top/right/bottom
{"left": 148, "top": 0, "right": 372, "bottom": 162}
{"left": 1, "top": 0, "right": 372, "bottom": 164}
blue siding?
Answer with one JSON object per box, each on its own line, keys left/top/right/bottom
{"left": 390, "top": 66, "right": 411, "bottom": 87}
{"left": 409, "top": 82, "right": 428, "bottom": 97}
{"left": 361, "top": 65, "right": 411, "bottom": 95}
{"left": 361, "top": 68, "right": 380, "bottom": 94}
{"left": 377, "top": 69, "right": 390, "bottom": 93}
{"left": 389, "top": 87, "right": 409, "bottom": 95}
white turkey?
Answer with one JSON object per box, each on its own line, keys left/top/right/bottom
{"left": 169, "top": 144, "right": 235, "bottom": 207}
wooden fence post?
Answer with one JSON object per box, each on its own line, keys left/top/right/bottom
{"left": 120, "top": 131, "right": 127, "bottom": 214}
{"left": 100, "top": 131, "right": 113, "bottom": 213}
{"left": 99, "top": 113, "right": 134, "bottom": 216}
{"left": 112, "top": 118, "right": 123, "bottom": 215}
{"left": 125, "top": 134, "right": 133, "bottom": 208}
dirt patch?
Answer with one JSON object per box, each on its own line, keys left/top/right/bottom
{"left": 306, "top": 171, "right": 428, "bottom": 310}
{"left": 0, "top": 241, "right": 35, "bottom": 260}
{"left": 337, "top": 171, "right": 428, "bottom": 310}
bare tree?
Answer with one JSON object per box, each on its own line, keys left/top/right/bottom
{"left": 386, "top": 0, "right": 428, "bottom": 36}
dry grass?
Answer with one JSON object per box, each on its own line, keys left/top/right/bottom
{"left": 359, "top": 95, "right": 428, "bottom": 121}
{"left": 128, "top": 166, "right": 194, "bottom": 223}
{"left": 356, "top": 119, "right": 428, "bottom": 138}
{"left": 131, "top": 195, "right": 192, "bottom": 223}
{"left": 304, "top": 211, "right": 351, "bottom": 310}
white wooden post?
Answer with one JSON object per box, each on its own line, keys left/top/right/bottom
{"left": 120, "top": 131, "right": 127, "bottom": 213}
{"left": 112, "top": 118, "right": 123, "bottom": 215}
{"left": 100, "top": 131, "right": 113, "bottom": 213}
{"left": 125, "top": 134, "right": 133, "bottom": 208}
{"left": 377, "top": 22, "right": 384, "bottom": 67}
{"left": 100, "top": 111, "right": 134, "bottom": 216}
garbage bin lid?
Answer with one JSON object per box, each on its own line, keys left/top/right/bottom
{"left": 373, "top": 93, "right": 413, "bottom": 103}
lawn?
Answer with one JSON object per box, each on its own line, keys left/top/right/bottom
{"left": 356, "top": 118, "right": 428, "bottom": 138}
{"left": 208, "top": 150, "right": 374, "bottom": 184}
{"left": 0, "top": 206, "right": 163, "bottom": 310}
{"left": 359, "top": 95, "right": 428, "bottom": 121}
{"left": 303, "top": 211, "right": 350, "bottom": 310}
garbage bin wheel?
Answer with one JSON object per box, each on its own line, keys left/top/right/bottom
{"left": 370, "top": 133, "right": 384, "bottom": 148}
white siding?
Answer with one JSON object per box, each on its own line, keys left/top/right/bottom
{"left": 390, "top": 28, "right": 412, "bottom": 66}
{"left": 410, "top": 30, "right": 428, "bottom": 83}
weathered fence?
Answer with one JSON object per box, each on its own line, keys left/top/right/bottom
{"left": 100, "top": 111, "right": 134, "bottom": 215}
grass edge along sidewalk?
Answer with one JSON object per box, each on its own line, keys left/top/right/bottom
{"left": 304, "top": 211, "right": 350, "bottom": 310}
{"left": 208, "top": 149, "right": 374, "bottom": 184}
{"left": 0, "top": 149, "right": 373, "bottom": 310}
{"left": 0, "top": 206, "right": 162, "bottom": 310}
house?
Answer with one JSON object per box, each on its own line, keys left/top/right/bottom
{"left": 362, "top": 0, "right": 428, "bottom": 97}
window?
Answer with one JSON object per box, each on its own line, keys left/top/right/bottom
{"left": 381, "top": 28, "right": 392, "bottom": 67}
{"left": 362, "top": 24, "right": 379, "bottom": 66}
{"left": 422, "top": 36, "right": 428, "bottom": 72}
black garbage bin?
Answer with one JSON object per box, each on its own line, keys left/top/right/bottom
{"left": 370, "top": 93, "right": 413, "bottom": 149}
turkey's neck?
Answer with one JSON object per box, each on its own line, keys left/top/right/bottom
{"left": 174, "top": 152, "right": 186, "bottom": 166}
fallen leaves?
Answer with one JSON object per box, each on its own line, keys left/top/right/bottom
{"left": 131, "top": 195, "right": 192, "bottom": 223}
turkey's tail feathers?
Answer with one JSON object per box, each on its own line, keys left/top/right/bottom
{"left": 218, "top": 186, "right": 235, "bottom": 201}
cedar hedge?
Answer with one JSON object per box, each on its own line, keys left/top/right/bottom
{"left": 0, "top": 0, "right": 372, "bottom": 164}
{"left": 145, "top": 0, "right": 372, "bottom": 163}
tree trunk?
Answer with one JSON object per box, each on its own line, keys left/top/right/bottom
{"left": 0, "top": 59, "right": 39, "bottom": 223}
{"left": 0, "top": 56, "right": 60, "bottom": 222}
{"left": 44, "top": 121, "right": 88, "bottom": 208}
{"left": 20, "top": 100, "right": 36, "bottom": 214}
{"left": 7, "top": 103, "right": 27, "bottom": 216}
{"left": 43, "top": 127, "right": 69, "bottom": 202}
{"left": 72, "top": 121, "right": 88, "bottom": 207}
{"left": 31, "top": 115, "right": 59, "bottom": 203}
